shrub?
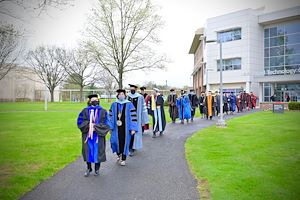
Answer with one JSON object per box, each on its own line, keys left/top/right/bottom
{"left": 288, "top": 102, "right": 300, "bottom": 110}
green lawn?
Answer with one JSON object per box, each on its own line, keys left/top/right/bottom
{"left": 0, "top": 101, "right": 192, "bottom": 199}
{"left": 185, "top": 111, "right": 300, "bottom": 200}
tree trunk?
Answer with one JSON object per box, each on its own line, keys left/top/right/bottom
{"left": 118, "top": 72, "right": 123, "bottom": 89}
{"left": 79, "top": 86, "right": 83, "bottom": 103}
{"left": 50, "top": 89, "right": 54, "bottom": 102}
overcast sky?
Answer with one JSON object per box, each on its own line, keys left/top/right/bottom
{"left": 4, "top": 0, "right": 300, "bottom": 88}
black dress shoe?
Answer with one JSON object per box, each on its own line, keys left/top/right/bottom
{"left": 94, "top": 170, "right": 99, "bottom": 176}
{"left": 152, "top": 132, "right": 156, "bottom": 138}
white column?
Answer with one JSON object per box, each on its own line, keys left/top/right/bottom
{"left": 259, "top": 83, "right": 263, "bottom": 103}
{"left": 246, "top": 81, "right": 251, "bottom": 93}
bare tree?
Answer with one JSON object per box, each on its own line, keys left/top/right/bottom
{"left": 96, "top": 69, "right": 117, "bottom": 101}
{"left": 0, "top": 24, "right": 23, "bottom": 80}
{"left": 84, "top": 0, "right": 166, "bottom": 89}
{"left": 0, "top": 0, "right": 73, "bottom": 19}
{"left": 63, "top": 49, "right": 96, "bottom": 102}
{"left": 26, "top": 45, "right": 67, "bottom": 102}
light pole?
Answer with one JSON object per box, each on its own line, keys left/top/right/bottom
{"left": 205, "top": 38, "right": 227, "bottom": 127}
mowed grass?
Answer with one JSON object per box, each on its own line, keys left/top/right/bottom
{"left": 0, "top": 101, "right": 189, "bottom": 199}
{"left": 185, "top": 111, "right": 300, "bottom": 200}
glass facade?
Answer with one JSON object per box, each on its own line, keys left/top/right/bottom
{"left": 217, "top": 28, "right": 241, "bottom": 43}
{"left": 217, "top": 58, "right": 241, "bottom": 71}
{"left": 264, "top": 21, "right": 300, "bottom": 76}
{"left": 263, "top": 83, "right": 271, "bottom": 102}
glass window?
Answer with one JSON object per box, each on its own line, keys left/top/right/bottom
{"left": 264, "top": 87, "right": 270, "bottom": 96}
{"left": 285, "top": 22, "right": 300, "bottom": 34}
{"left": 270, "top": 27, "right": 277, "bottom": 37}
{"left": 285, "top": 44, "right": 300, "bottom": 55}
{"left": 264, "top": 38, "right": 269, "bottom": 47}
{"left": 277, "top": 26, "right": 284, "bottom": 36}
{"left": 270, "top": 46, "right": 284, "bottom": 56}
{"left": 270, "top": 56, "right": 284, "bottom": 66}
{"left": 264, "top": 58, "right": 269, "bottom": 67}
{"left": 285, "top": 55, "right": 300, "bottom": 65}
{"left": 217, "top": 58, "right": 241, "bottom": 71}
{"left": 285, "top": 33, "right": 300, "bottom": 45}
{"left": 264, "top": 48, "right": 270, "bottom": 57}
{"left": 270, "top": 36, "right": 284, "bottom": 47}
{"left": 264, "top": 28, "right": 269, "bottom": 38}
{"left": 217, "top": 28, "right": 241, "bottom": 43}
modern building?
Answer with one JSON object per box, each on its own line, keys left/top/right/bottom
{"left": 189, "top": 6, "right": 300, "bottom": 102}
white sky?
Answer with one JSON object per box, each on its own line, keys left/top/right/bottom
{"left": 5, "top": 0, "right": 300, "bottom": 88}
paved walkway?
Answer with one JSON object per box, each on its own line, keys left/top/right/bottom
{"left": 21, "top": 110, "right": 257, "bottom": 200}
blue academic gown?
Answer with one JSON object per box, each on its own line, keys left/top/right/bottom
{"left": 77, "top": 105, "right": 110, "bottom": 163}
{"left": 109, "top": 100, "right": 139, "bottom": 156}
{"left": 230, "top": 94, "right": 237, "bottom": 112}
{"left": 176, "top": 95, "right": 192, "bottom": 120}
{"left": 127, "top": 93, "right": 149, "bottom": 149}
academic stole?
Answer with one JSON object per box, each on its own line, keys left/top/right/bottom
{"left": 151, "top": 95, "right": 156, "bottom": 111}
{"left": 85, "top": 108, "right": 98, "bottom": 143}
{"left": 117, "top": 103, "right": 124, "bottom": 126}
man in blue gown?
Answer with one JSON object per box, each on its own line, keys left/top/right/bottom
{"left": 109, "top": 89, "right": 139, "bottom": 166}
{"left": 176, "top": 90, "right": 192, "bottom": 124}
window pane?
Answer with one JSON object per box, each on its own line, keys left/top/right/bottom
{"left": 285, "top": 22, "right": 300, "bottom": 34}
{"left": 270, "top": 56, "right": 284, "bottom": 66}
{"left": 285, "top": 55, "right": 300, "bottom": 65}
{"left": 264, "top": 58, "right": 269, "bottom": 67}
{"left": 264, "top": 88, "right": 270, "bottom": 96}
{"left": 285, "top": 44, "right": 300, "bottom": 55}
{"left": 264, "top": 29, "right": 269, "bottom": 38}
{"left": 270, "top": 36, "right": 284, "bottom": 47}
{"left": 270, "top": 46, "right": 284, "bottom": 56}
{"left": 217, "top": 28, "right": 241, "bottom": 43}
{"left": 264, "top": 48, "right": 270, "bottom": 57}
{"left": 264, "top": 38, "right": 269, "bottom": 47}
{"left": 277, "top": 26, "right": 284, "bottom": 35}
{"left": 270, "top": 27, "right": 277, "bottom": 37}
{"left": 286, "top": 33, "right": 300, "bottom": 45}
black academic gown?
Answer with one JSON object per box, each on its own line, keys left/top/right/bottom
{"left": 167, "top": 94, "right": 178, "bottom": 121}
{"left": 188, "top": 93, "right": 199, "bottom": 117}
{"left": 77, "top": 106, "right": 110, "bottom": 163}
{"left": 148, "top": 95, "right": 166, "bottom": 132}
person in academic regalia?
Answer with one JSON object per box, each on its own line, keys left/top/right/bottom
{"left": 236, "top": 92, "right": 243, "bottom": 112}
{"left": 204, "top": 91, "right": 215, "bottom": 120}
{"left": 77, "top": 94, "right": 111, "bottom": 177}
{"left": 109, "top": 89, "right": 139, "bottom": 166}
{"left": 214, "top": 91, "right": 220, "bottom": 116}
{"left": 188, "top": 89, "right": 199, "bottom": 122}
{"left": 223, "top": 92, "right": 229, "bottom": 115}
{"left": 176, "top": 90, "right": 192, "bottom": 124}
{"left": 167, "top": 89, "right": 178, "bottom": 123}
{"left": 229, "top": 92, "right": 236, "bottom": 114}
{"left": 148, "top": 88, "right": 166, "bottom": 138}
{"left": 245, "top": 91, "right": 251, "bottom": 111}
{"left": 140, "top": 86, "right": 150, "bottom": 133}
{"left": 250, "top": 92, "right": 257, "bottom": 109}
{"left": 127, "top": 84, "right": 149, "bottom": 156}
{"left": 199, "top": 92, "right": 205, "bottom": 119}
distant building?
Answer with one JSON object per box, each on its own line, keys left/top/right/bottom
{"left": 189, "top": 28, "right": 205, "bottom": 96}
{"left": 0, "top": 67, "right": 59, "bottom": 102}
{"left": 189, "top": 6, "right": 300, "bottom": 102}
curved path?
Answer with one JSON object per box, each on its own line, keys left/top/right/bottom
{"left": 21, "top": 110, "right": 257, "bottom": 200}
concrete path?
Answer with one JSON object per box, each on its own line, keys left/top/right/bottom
{"left": 21, "top": 110, "right": 257, "bottom": 200}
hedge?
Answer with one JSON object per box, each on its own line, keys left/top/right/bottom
{"left": 288, "top": 102, "right": 300, "bottom": 110}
